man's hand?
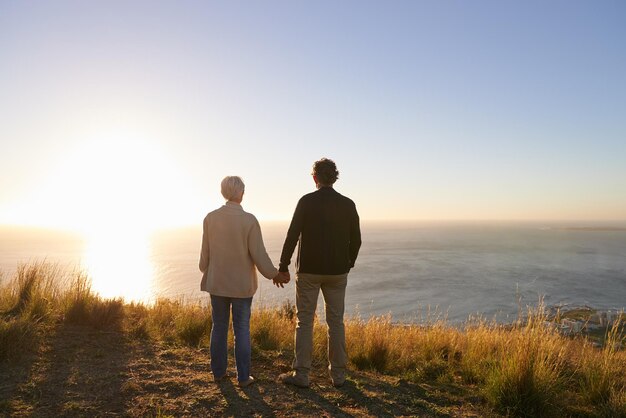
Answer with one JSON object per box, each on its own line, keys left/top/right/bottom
{"left": 272, "top": 271, "right": 291, "bottom": 288}
{"left": 272, "top": 274, "right": 284, "bottom": 288}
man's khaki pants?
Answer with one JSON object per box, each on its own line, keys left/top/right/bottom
{"left": 293, "top": 272, "right": 348, "bottom": 381}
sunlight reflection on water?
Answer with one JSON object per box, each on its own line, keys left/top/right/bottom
{"left": 82, "top": 232, "right": 156, "bottom": 302}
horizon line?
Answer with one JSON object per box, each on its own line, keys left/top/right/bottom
{"left": 2, "top": 218, "right": 626, "bottom": 232}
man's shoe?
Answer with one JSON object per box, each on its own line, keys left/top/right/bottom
{"left": 238, "top": 376, "right": 255, "bottom": 387}
{"left": 329, "top": 368, "right": 346, "bottom": 387}
{"left": 278, "top": 372, "right": 309, "bottom": 388}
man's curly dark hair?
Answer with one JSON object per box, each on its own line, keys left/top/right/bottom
{"left": 311, "top": 158, "right": 339, "bottom": 186}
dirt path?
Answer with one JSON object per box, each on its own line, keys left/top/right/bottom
{"left": 1, "top": 325, "right": 492, "bottom": 417}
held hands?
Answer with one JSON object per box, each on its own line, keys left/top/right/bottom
{"left": 272, "top": 271, "right": 291, "bottom": 288}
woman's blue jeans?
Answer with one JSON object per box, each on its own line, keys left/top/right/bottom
{"left": 209, "top": 294, "right": 253, "bottom": 382}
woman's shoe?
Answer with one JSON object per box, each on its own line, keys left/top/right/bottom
{"left": 238, "top": 376, "right": 255, "bottom": 387}
{"left": 213, "top": 373, "right": 227, "bottom": 383}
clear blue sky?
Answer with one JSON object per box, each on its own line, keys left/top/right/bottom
{"left": 1, "top": 1, "right": 625, "bottom": 230}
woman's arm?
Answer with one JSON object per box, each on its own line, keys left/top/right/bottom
{"left": 199, "top": 217, "right": 210, "bottom": 273}
{"left": 248, "top": 218, "right": 279, "bottom": 280}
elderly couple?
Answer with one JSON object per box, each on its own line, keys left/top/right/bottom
{"left": 199, "top": 158, "right": 361, "bottom": 388}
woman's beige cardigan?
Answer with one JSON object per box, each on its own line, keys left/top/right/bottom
{"left": 199, "top": 202, "right": 279, "bottom": 298}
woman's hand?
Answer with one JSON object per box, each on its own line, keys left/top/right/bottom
{"left": 272, "top": 271, "right": 291, "bottom": 288}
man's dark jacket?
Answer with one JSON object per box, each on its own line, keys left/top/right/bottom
{"left": 279, "top": 187, "right": 361, "bottom": 275}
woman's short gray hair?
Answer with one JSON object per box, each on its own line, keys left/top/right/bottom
{"left": 221, "top": 176, "right": 245, "bottom": 201}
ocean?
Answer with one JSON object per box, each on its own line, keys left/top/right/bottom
{"left": 1, "top": 221, "right": 625, "bottom": 323}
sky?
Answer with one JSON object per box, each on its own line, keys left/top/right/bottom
{"left": 1, "top": 0, "right": 625, "bottom": 235}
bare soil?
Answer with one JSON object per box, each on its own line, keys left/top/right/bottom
{"left": 0, "top": 324, "right": 495, "bottom": 417}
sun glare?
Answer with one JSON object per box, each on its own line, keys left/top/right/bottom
{"left": 24, "top": 131, "right": 198, "bottom": 301}
{"left": 83, "top": 229, "right": 155, "bottom": 301}
{"left": 8, "top": 129, "right": 200, "bottom": 233}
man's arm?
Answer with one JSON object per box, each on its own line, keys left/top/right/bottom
{"left": 348, "top": 202, "right": 361, "bottom": 268}
{"left": 279, "top": 199, "right": 304, "bottom": 272}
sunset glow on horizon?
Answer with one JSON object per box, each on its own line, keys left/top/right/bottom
{"left": 2, "top": 1, "right": 626, "bottom": 236}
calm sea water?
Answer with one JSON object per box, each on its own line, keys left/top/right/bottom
{"left": 1, "top": 222, "right": 625, "bottom": 322}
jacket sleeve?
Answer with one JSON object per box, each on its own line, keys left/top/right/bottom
{"left": 199, "top": 217, "right": 210, "bottom": 273}
{"left": 279, "top": 198, "right": 304, "bottom": 272}
{"left": 248, "top": 218, "right": 279, "bottom": 280}
{"left": 349, "top": 202, "right": 361, "bottom": 268}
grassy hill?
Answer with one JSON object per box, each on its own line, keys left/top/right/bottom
{"left": 1, "top": 263, "right": 625, "bottom": 417}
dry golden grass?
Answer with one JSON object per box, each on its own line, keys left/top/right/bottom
{"left": 250, "top": 308, "right": 293, "bottom": 351}
{"left": 1, "top": 262, "right": 625, "bottom": 417}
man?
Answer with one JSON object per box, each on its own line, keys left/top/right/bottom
{"left": 278, "top": 158, "right": 361, "bottom": 388}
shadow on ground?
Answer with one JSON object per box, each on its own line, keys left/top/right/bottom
{"left": 1, "top": 327, "right": 489, "bottom": 417}
{"left": 0, "top": 322, "right": 134, "bottom": 417}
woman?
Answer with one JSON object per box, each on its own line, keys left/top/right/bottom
{"left": 199, "top": 176, "right": 289, "bottom": 387}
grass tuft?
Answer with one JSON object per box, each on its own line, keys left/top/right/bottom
{"left": 173, "top": 303, "right": 211, "bottom": 347}
{"left": 251, "top": 309, "right": 282, "bottom": 351}
{"left": 90, "top": 298, "right": 125, "bottom": 330}
{"left": 483, "top": 307, "right": 568, "bottom": 417}
{"left": 279, "top": 299, "right": 296, "bottom": 321}
{"left": 579, "top": 315, "right": 626, "bottom": 416}
{"left": 61, "top": 274, "right": 124, "bottom": 330}
{"left": 4, "top": 263, "right": 60, "bottom": 322}
{"left": 124, "top": 302, "right": 151, "bottom": 340}
{"left": 0, "top": 316, "right": 37, "bottom": 361}
{"left": 347, "top": 317, "right": 390, "bottom": 372}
